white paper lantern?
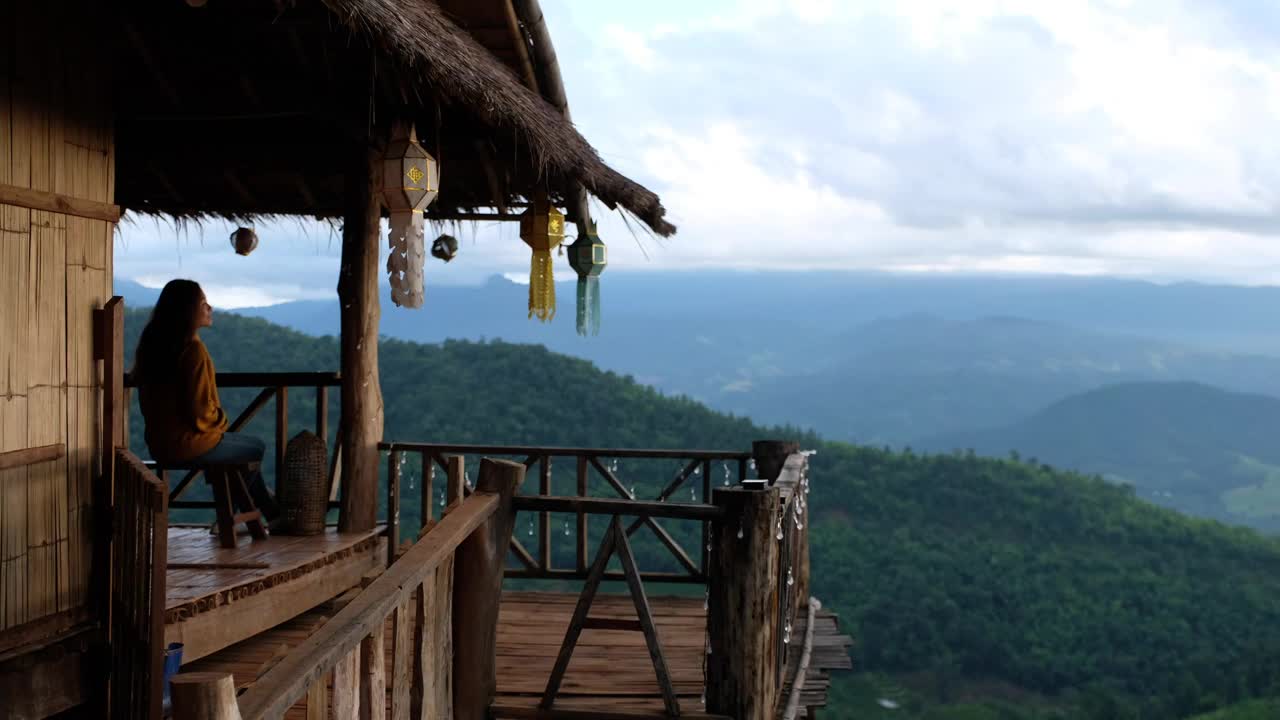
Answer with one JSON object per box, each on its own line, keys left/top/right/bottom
{"left": 381, "top": 123, "right": 440, "bottom": 308}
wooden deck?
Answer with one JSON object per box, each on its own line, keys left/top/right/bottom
{"left": 492, "top": 592, "right": 708, "bottom": 716}
{"left": 165, "top": 525, "right": 385, "bottom": 663}
{"left": 184, "top": 589, "right": 851, "bottom": 719}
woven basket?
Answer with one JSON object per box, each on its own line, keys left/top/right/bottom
{"left": 279, "top": 430, "right": 329, "bottom": 535}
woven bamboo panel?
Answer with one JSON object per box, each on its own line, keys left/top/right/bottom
{"left": 0, "top": 0, "right": 114, "bottom": 634}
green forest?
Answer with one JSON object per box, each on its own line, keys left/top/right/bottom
{"left": 123, "top": 308, "right": 1280, "bottom": 719}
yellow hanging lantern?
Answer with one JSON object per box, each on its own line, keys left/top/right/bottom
{"left": 519, "top": 193, "right": 565, "bottom": 321}
{"left": 381, "top": 122, "right": 440, "bottom": 309}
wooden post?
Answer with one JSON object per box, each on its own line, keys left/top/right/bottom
{"left": 452, "top": 458, "right": 525, "bottom": 720}
{"left": 752, "top": 440, "right": 799, "bottom": 485}
{"left": 421, "top": 450, "right": 434, "bottom": 530}
{"left": 275, "top": 385, "right": 288, "bottom": 491}
{"left": 388, "top": 449, "right": 401, "bottom": 567}
{"left": 338, "top": 147, "right": 384, "bottom": 532}
{"left": 539, "top": 455, "right": 551, "bottom": 570}
{"left": 576, "top": 455, "right": 588, "bottom": 571}
{"left": 794, "top": 454, "right": 811, "bottom": 620}
{"left": 170, "top": 672, "right": 243, "bottom": 720}
{"left": 446, "top": 455, "right": 465, "bottom": 508}
{"left": 707, "top": 485, "right": 782, "bottom": 720}
{"left": 316, "top": 385, "right": 328, "bottom": 442}
{"left": 360, "top": 587, "right": 387, "bottom": 720}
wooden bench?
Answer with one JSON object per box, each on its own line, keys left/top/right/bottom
{"left": 148, "top": 460, "right": 268, "bottom": 548}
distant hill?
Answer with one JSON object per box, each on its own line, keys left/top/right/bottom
{"left": 725, "top": 315, "right": 1280, "bottom": 445}
{"left": 919, "top": 382, "right": 1280, "bottom": 530}
{"left": 123, "top": 308, "right": 1280, "bottom": 718}
{"left": 179, "top": 273, "right": 1280, "bottom": 446}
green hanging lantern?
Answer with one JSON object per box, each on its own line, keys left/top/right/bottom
{"left": 567, "top": 220, "right": 607, "bottom": 336}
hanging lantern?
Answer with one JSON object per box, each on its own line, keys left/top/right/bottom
{"left": 381, "top": 123, "right": 440, "bottom": 309}
{"left": 519, "top": 192, "right": 565, "bottom": 321}
{"left": 431, "top": 234, "right": 459, "bottom": 262}
{"left": 568, "top": 220, "right": 607, "bottom": 336}
{"left": 229, "top": 227, "right": 258, "bottom": 256}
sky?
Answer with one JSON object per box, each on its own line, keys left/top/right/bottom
{"left": 115, "top": 0, "right": 1280, "bottom": 307}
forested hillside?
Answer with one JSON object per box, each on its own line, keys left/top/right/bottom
{"left": 123, "top": 308, "right": 1280, "bottom": 718}
{"left": 920, "top": 382, "right": 1280, "bottom": 531}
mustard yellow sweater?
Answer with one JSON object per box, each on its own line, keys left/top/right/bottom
{"left": 139, "top": 337, "right": 228, "bottom": 462}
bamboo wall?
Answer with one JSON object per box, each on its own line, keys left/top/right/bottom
{"left": 0, "top": 0, "right": 115, "bottom": 634}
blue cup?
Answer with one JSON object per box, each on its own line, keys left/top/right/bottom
{"left": 162, "top": 642, "right": 184, "bottom": 708}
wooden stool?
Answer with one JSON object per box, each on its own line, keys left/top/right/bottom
{"left": 150, "top": 460, "right": 268, "bottom": 548}
{"left": 205, "top": 462, "right": 268, "bottom": 549}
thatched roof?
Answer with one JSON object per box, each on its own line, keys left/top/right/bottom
{"left": 112, "top": 0, "right": 674, "bottom": 236}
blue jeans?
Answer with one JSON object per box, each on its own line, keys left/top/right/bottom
{"left": 190, "top": 433, "right": 279, "bottom": 520}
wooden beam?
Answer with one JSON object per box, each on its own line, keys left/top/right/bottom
{"left": 0, "top": 443, "right": 64, "bottom": 471}
{"left": 512, "top": 495, "right": 723, "bottom": 522}
{"left": 0, "top": 182, "right": 120, "bottom": 223}
{"left": 338, "top": 147, "right": 384, "bottom": 532}
{"left": 453, "top": 459, "right": 525, "bottom": 720}
{"left": 612, "top": 517, "right": 680, "bottom": 717}
{"left": 502, "top": 0, "right": 541, "bottom": 92}
{"left": 380, "top": 442, "right": 750, "bottom": 463}
{"left": 124, "top": 371, "right": 342, "bottom": 389}
{"left": 491, "top": 706, "right": 731, "bottom": 720}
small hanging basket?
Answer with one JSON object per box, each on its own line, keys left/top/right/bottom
{"left": 278, "top": 430, "right": 329, "bottom": 535}
{"left": 229, "top": 227, "right": 258, "bottom": 256}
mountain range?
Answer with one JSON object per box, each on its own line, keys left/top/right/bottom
{"left": 116, "top": 272, "right": 1280, "bottom": 533}
{"left": 119, "top": 305, "right": 1280, "bottom": 718}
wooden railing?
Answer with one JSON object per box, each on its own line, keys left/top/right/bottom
{"left": 124, "top": 371, "right": 342, "bottom": 508}
{"left": 771, "top": 452, "right": 811, "bottom": 693}
{"left": 109, "top": 448, "right": 168, "bottom": 720}
{"left": 171, "top": 457, "right": 525, "bottom": 720}
{"left": 381, "top": 442, "right": 752, "bottom": 583}
{"left": 706, "top": 443, "right": 813, "bottom": 720}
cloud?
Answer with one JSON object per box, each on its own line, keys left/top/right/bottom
{"left": 113, "top": 0, "right": 1280, "bottom": 297}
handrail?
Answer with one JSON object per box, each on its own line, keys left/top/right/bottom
{"left": 512, "top": 494, "right": 724, "bottom": 521}
{"left": 123, "top": 370, "right": 341, "bottom": 388}
{"left": 384, "top": 442, "right": 751, "bottom": 584}
{"left": 381, "top": 440, "right": 750, "bottom": 461}
{"left": 236, "top": 490, "right": 499, "bottom": 718}
{"left": 126, "top": 371, "right": 342, "bottom": 508}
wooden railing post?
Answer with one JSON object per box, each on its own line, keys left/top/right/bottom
{"left": 452, "top": 458, "right": 525, "bottom": 720}
{"left": 752, "top": 440, "right": 799, "bottom": 485}
{"left": 388, "top": 449, "right": 402, "bottom": 567}
{"left": 707, "top": 484, "right": 782, "bottom": 720}
{"left": 170, "top": 672, "right": 242, "bottom": 720}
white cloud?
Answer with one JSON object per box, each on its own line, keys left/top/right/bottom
{"left": 111, "top": 0, "right": 1280, "bottom": 298}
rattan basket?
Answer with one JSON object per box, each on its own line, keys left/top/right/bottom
{"left": 279, "top": 430, "right": 329, "bottom": 535}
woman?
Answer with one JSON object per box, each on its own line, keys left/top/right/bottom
{"left": 134, "top": 279, "right": 279, "bottom": 522}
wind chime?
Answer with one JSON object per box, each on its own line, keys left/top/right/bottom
{"left": 381, "top": 123, "right": 440, "bottom": 308}
{"left": 519, "top": 192, "right": 565, "bottom": 321}
{"left": 567, "top": 220, "right": 607, "bottom": 335}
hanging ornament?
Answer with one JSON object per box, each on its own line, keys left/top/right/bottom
{"left": 567, "top": 219, "right": 607, "bottom": 336}
{"left": 229, "top": 227, "right": 258, "bottom": 256}
{"left": 431, "top": 234, "right": 459, "bottom": 262}
{"left": 381, "top": 122, "right": 440, "bottom": 309}
{"left": 519, "top": 191, "right": 565, "bottom": 321}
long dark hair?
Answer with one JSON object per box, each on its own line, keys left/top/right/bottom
{"left": 133, "top": 279, "right": 204, "bottom": 384}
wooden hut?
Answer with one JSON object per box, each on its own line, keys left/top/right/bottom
{"left": 0, "top": 0, "right": 674, "bottom": 716}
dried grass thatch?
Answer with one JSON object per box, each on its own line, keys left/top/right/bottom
{"left": 111, "top": 0, "right": 674, "bottom": 237}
